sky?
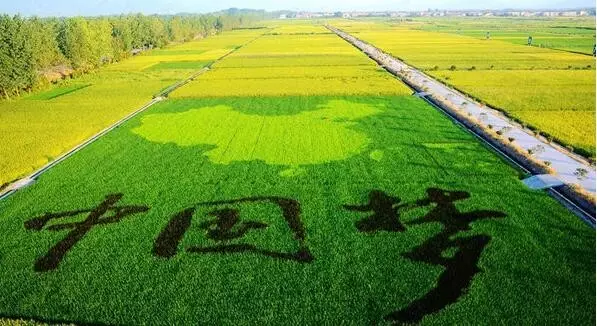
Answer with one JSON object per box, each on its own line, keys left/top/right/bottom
{"left": 1, "top": 0, "right": 594, "bottom": 17}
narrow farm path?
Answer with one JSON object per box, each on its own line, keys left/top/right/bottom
{"left": 156, "top": 33, "right": 265, "bottom": 98}
{"left": 328, "top": 25, "right": 596, "bottom": 195}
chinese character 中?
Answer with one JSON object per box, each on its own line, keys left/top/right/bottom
{"left": 24, "top": 194, "right": 149, "bottom": 272}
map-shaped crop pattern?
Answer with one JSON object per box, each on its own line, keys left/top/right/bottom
{"left": 133, "top": 100, "right": 383, "bottom": 167}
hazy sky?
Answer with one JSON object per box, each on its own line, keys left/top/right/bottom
{"left": 1, "top": 0, "right": 594, "bottom": 17}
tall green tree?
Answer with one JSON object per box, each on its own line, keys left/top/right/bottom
{"left": 57, "top": 17, "right": 94, "bottom": 70}
{"left": 147, "top": 16, "right": 168, "bottom": 48}
{"left": 0, "top": 12, "right": 257, "bottom": 100}
{"left": 89, "top": 18, "right": 114, "bottom": 65}
{"left": 26, "top": 18, "right": 65, "bottom": 70}
{"left": 110, "top": 16, "right": 133, "bottom": 60}
{"left": 168, "top": 16, "right": 185, "bottom": 42}
{"left": 0, "top": 15, "right": 36, "bottom": 98}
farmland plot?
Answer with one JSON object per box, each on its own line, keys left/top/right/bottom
{"left": 414, "top": 17, "right": 596, "bottom": 55}
{"left": 0, "top": 30, "right": 265, "bottom": 187}
{"left": 0, "top": 22, "right": 593, "bottom": 325}
{"left": 333, "top": 20, "right": 596, "bottom": 156}
{"left": 171, "top": 33, "right": 410, "bottom": 97}
{"left": 431, "top": 69, "right": 596, "bottom": 151}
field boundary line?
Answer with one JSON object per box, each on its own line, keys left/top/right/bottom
{"left": 327, "top": 24, "right": 596, "bottom": 225}
{"left": 416, "top": 69, "right": 594, "bottom": 163}
{"left": 530, "top": 44, "right": 595, "bottom": 57}
{"left": 154, "top": 67, "right": 210, "bottom": 98}
{"left": 419, "top": 95, "right": 596, "bottom": 227}
{"left": 154, "top": 33, "right": 266, "bottom": 98}
{"left": 0, "top": 97, "right": 164, "bottom": 201}
{"left": 0, "top": 31, "right": 268, "bottom": 202}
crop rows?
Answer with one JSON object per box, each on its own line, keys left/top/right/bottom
{"left": 0, "top": 30, "right": 264, "bottom": 186}
{"left": 171, "top": 32, "right": 411, "bottom": 97}
{"left": 0, "top": 20, "right": 593, "bottom": 325}
{"left": 333, "top": 19, "right": 596, "bottom": 156}
{"left": 414, "top": 16, "right": 596, "bottom": 55}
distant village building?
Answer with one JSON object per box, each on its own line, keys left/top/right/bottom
{"left": 560, "top": 11, "right": 579, "bottom": 16}
{"left": 507, "top": 11, "right": 535, "bottom": 17}
{"left": 277, "top": 9, "right": 595, "bottom": 20}
{"left": 542, "top": 11, "right": 584, "bottom": 17}
{"left": 390, "top": 12, "right": 409, "bottom": 17}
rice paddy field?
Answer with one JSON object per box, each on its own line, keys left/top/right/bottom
{"left": 171, "top": 26, "right": 409, "bottom": 97}
{"left": 415, "top": 17, "right": 596, "bottom": 55}
{"left": 0, "top": 30, "right": 263, "bottom": 187}
{"left": 334, "top": 18, "right": 596, "bottom": 157}
{"left": 0, "top": 20, "right": 594, "bottom": 325}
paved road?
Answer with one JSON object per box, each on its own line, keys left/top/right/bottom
{"left": 330, "top": 26, "right": 596, "bottom": 194}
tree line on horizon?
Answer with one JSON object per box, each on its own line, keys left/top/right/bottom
{"left": 0, "top": 11, "right": 265, "bottom": 99}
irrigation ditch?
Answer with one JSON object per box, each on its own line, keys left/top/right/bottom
{"left": 327, "top": 25, "right": 596, "bottom": 225}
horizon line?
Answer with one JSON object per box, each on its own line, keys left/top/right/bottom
{"left": 1, "top": 6, "right": 596, "bottom": 18}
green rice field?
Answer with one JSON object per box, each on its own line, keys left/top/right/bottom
{"left": 0, "top": 19, "right": 594, "bottom": 325}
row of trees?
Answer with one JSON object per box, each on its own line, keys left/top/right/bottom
{"left": 0, "top": 13, "right": 255, "bottom": 99}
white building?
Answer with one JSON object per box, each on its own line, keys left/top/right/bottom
{"left": 560, "top": 11, "right": 579, "bottom": 16}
